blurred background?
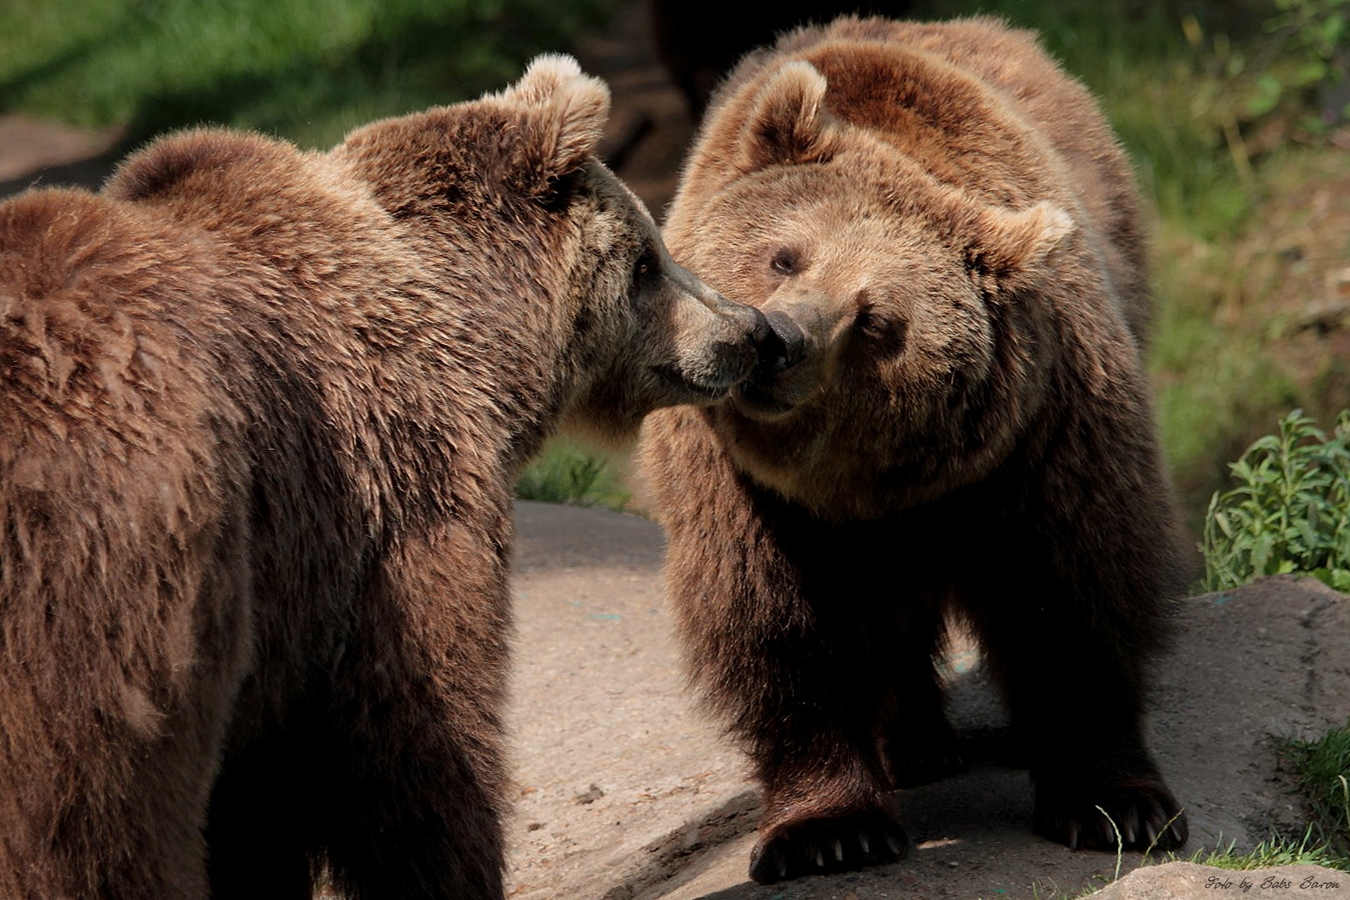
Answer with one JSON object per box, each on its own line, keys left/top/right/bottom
{"left": 4, "top": 0, "right": 1349, "bottom": 546}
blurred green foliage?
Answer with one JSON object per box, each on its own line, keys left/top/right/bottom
{"left": 0, "top": 0, "right": 611, "bottom": 149}
{"left": 514, "top": 439, "right": 631, "bottom": 509}
{"left": 1251, "top": 0, "right": 1350, "bottom": 126}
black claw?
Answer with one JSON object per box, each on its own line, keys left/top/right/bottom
{"left": 1035, "top": 775, "right": 1189, "bottom": 855}
{"left": 748, "top": 806, "right": 909, "bottom": 884}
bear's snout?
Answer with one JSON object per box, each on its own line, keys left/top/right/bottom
{"left": 701, "top": 291, "right": 772, "bottom": 381}
{"left": 756, "top": 310, "right": 806, "bottom": 375}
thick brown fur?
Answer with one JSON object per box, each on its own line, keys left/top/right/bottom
{"left": 639, "top": 16, "right": 1189, "bottom": 884}
{"left": 0, "top": 55, "right": 769, "bottom": 900}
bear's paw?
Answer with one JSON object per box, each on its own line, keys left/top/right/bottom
{"left": 748, "top": 804, "right": 909, "bottom": 885}
{"left": 1033, "top": 774, "right": 1188, "bottom": 853}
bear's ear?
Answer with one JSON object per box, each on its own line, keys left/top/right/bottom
{"left": 966, "top": 200, "right": 1075, "bottom": 290}
{"left": 737, "top": 61, "right": 841, "bottom": 173}
{"left": 494, "top": 53, "right": 610, "bottom": 182}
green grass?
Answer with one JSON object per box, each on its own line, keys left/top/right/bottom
{"left": 0, "top": 0, "right": 610, "bottom": 150}
{"left": 1275, "top": 722, "right": 1350, "bottom": 862}
{"left": 1181, "top": 829, "right": 1347, "bottom": 870}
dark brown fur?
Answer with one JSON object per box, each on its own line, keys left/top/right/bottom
{"left": 639, "top": 17, "right": 1189, "bottom": 884}
{"left": 648, "top": 0, "right": 913, "bottom": 119}
{"left": 0, "top": 55, "right": 768, "bottom": 900}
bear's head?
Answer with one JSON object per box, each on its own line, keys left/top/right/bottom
{"left": 333, "top": 54, "right": 775, "bottom": 444}
{"left": 664, "top": 59, "right": 1082, "bottom": 514}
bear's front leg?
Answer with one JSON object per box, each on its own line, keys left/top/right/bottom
{"left": 655, "top": 461, "right": 913, "bottom": 883}
{"left": 750, "top": 752, "right": 910, "bottom": 885}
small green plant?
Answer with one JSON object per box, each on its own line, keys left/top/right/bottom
{"left": 1201, "top": 409, "right": 1350, "bottom": 592}
{"left": 1275, "top": 722, "right": 1350, "bottom": 862}
{"left": 514, "top": 439, "right": 631, "bottom": 509}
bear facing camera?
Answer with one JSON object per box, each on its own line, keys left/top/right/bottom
{"left": 0, "top": 55, "right": 777, "bottom": 900}
{"left": 639, "top": 15, "right": 1190, "bottom": 884}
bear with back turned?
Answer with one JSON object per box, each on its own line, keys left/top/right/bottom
{"left": 0, "top": 56, "right": 773, "bottom": 900}
{"left": 639, "top": 16, "right": 1189, "bottom": 884}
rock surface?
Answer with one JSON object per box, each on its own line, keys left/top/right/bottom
{"left": 506, "top": 500, "right": 1349, "bottom": 900}
{"left": 1084, "top": 862, "right": 1349, "bottom": 899}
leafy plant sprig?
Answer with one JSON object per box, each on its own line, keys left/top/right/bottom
{"left": 1201, "top": 409, "right": 1350, "bottom": 592}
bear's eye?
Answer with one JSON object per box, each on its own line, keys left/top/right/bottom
{"left": 770, "top": 248, "right": 798, "bottom": 276}
{"left": 632, "top": 249, "right": 658, "bottom": 288}
{"left": 854, "top": 304, "right": 907, "bottom": 355}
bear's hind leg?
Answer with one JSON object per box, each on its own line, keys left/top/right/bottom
{"left": 318, "top": 528, "right": 510, "bottom": 900}
{"left": 964, "top": 578, "right": 1187, "bottom": 853}
{"left": 319, "top": 697, "right": 507, "bottom": 900}
{"left": 876, "top": 604, "right": 966, "bottom": 790}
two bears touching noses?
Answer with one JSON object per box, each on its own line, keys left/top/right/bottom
{"left": 0, "top": 13, "right": 1187, "bottom": 900}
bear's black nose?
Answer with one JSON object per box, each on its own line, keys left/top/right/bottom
{"left": 756, "top": 310, "right": 805, "bottom": 375}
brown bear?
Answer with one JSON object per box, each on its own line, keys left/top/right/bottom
{"left": 0, "top": 55, "right": 774, "bottom": 900}
{"left": 639, "top": 16, "right": 1190, "bottom": 885}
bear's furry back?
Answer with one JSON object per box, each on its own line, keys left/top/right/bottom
{"left": 0, "top": 61, "right": 619, "bottom": 897}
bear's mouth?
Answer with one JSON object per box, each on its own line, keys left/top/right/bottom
{"left": 729, "top": 375, "right": 801, "bottom": 419}
{"left": 651, "top": 364, "right": 736, "bottom": 402}
{"left": 729, "top": 311, "right": 809, "bottom": 419}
